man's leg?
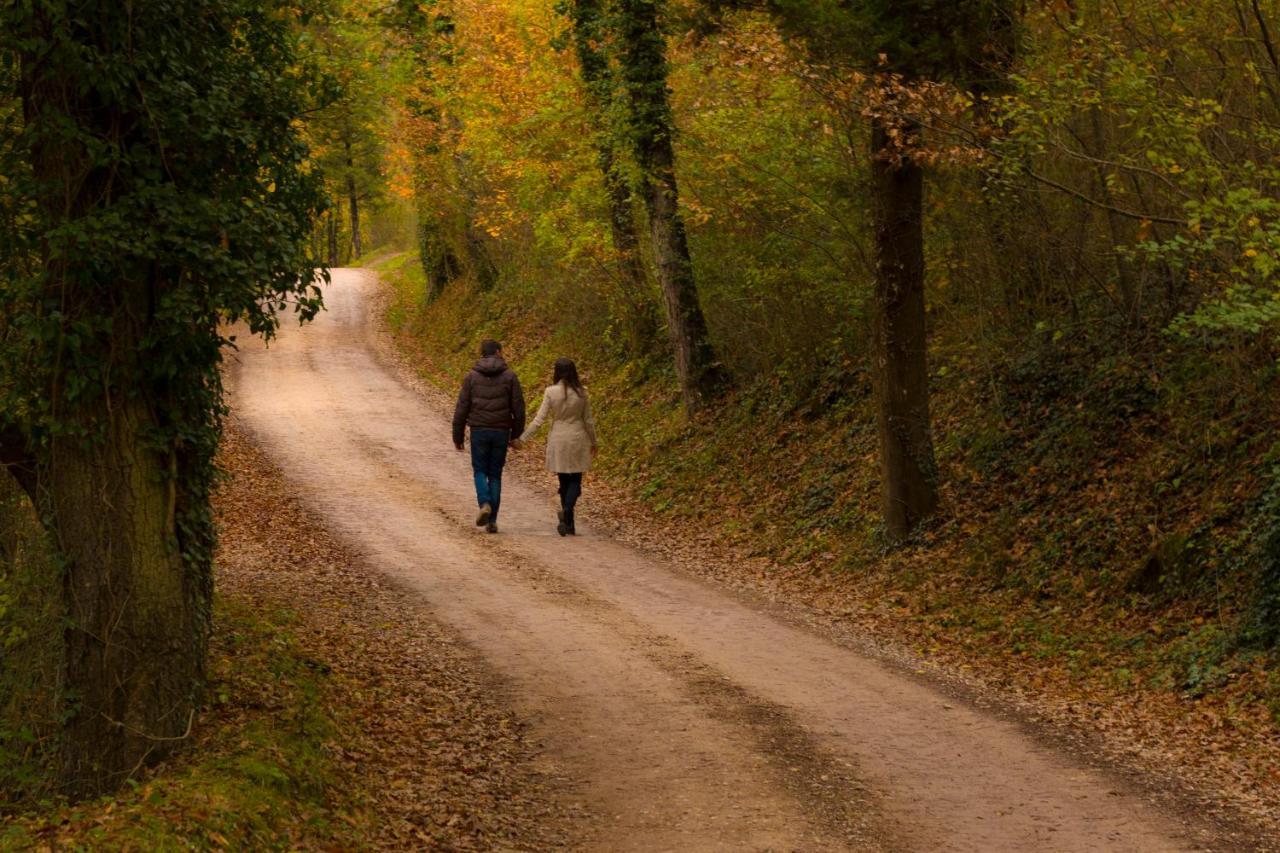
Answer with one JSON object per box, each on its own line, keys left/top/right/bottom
{"left": 485, "top": 432, "right": 510, "bottom": 522}
{"left": 470, "top": 431, "right": 492, "bottom": 511}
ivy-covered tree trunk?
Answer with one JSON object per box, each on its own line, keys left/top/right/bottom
{"left": 418, "top": 218, "right": 461, "bottom": 303}
{"left": 616, "top": 0, "right": 725, "bottom": 411}
{"left": 602, "top": 150, "right": 659, "bottom": 353}
{"left": 50, "top": 395, "right": 210, "bottom": 796}
{"left": 870, "top": 116, "right": 938, "bottom": 540}
{"left": 3, "top": 0, "right": 325, "bottom": 799}
{"left": 566, "top": 0, "right": 658, "bottom": 355}
{"left": 13, "top": 55, "right": 211, "bottom": 799}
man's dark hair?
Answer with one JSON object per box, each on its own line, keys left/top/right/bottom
{"left": 480, "top": 339, "right": 502, "bottom": 357}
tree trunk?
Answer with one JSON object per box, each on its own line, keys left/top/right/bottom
{"left": 332, "top": 207, "right": 343, "bottom": 267}
{"left": 418, "top": 218, "right": 461, "bottom": 303}
{"left": 17, "top": 41, "right": 213, "bottom": 798}
{"left": 617, "top": 0, "right": 725, "bottom": 411}
{"left": 603, "top": 152, "right": 660, "bottom": 353}
{"left": 50, "top": 398, "right": 208, "bottom": 797}
{"left": 567, "top": 0, "right": 658, "bottom": 355}
{"left": 640, "top": 146, "right": 723, "bottom": 411}
{"left": 345, "top": 140, "right": 362, "bottom": 259}
{"left": 1087, "top": 106, "right": 1136, "bottom": 318}
{"left": 870, "top": 117, "right": 938, "bottom": 541}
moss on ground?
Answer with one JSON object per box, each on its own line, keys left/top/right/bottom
{"left": 0, "top": 595, "right": 369, "bottom": 850}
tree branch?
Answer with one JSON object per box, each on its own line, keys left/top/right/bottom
{"left": 1253, "top": 0, "right": 1280, "bottom": 77}
{"left": 1025, "top": 169, "right": 1189, "bottom": 227}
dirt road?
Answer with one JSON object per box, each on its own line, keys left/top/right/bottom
{"left": 227, "top": 268, "right": 1221, "bottom": 851}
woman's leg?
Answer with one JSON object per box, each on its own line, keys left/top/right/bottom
{"left": 563, "top": 473, "right": 583, "bottom": 532}
{"left": 556, "top": 473, "right": 568, "bottom": 535}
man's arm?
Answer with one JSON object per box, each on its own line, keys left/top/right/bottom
{"left": 452, "top": 374, "right": 472, "bottom": 447}
{"left": 510, "top": 373, "right": 526, "bottom": 439}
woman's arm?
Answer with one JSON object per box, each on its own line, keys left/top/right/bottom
{"left": 518, "top": 388, "right": 553, "bottom": 443}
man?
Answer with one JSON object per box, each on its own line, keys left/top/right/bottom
{"left": 453, "top": 339, "right": 526, "bottom": 533}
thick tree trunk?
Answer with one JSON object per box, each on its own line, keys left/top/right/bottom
{"left": 49, "top": 397, "right": 209, "bottom": 797}
{"left": 870, "top": 117, "right": 938, "bottom": 541}
{"left": 18, "top": 47, "right": 212, "bottom": 798}
{"left": 618, "top": 0, "right": 725, "bottom": 411}
{"left": 418, "top": 218, "right": 461, "bottom": 303}
{"left": 345, "top": 141, "right": 362, "bottom": 259}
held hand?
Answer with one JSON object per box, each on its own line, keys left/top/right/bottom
{"left": 511, "top": 439, "right": 523, "bottom": 451}
{"left": 454, "top": 443, "right": 465, "bottom": 452}
{"left": 590, "top": 445, "right": 599, "bottom": 459}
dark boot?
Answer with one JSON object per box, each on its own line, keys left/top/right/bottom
{"left": 557, "top": 508, "right": 568, "bottom": 537}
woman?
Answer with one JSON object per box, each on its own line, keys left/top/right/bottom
{"left": 518, "top": 358, "right": 597, "bottom": 536}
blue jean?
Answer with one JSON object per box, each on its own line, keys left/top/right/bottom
{"left": 470, "top": 428, "right": 509, "bottom": 521}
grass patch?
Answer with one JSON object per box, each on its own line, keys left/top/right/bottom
{"left": 0, "top": 597, "right": 368, "bottom": 849}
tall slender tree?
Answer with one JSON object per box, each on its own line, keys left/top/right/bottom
{"left": 0, "top": 0, "right": 326, "bottom": 796}
{"left": 309, "top": 5, "right": 391, "bottom": 264}
{"left": 614, "top": 0, "right": 727, "bottom": 411}
{"left": 699, "top": 0, "right": 1017, "bottom": 539}
{"left": 562, "top": 0, "right": 658, "bottom": 355}
{"left": 345, "top": 137, "right": 365, "bottom": 258}
{"left": 386, "top": 0, "right": 498, "bottom": 296}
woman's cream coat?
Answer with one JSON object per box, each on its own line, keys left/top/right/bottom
{"left": 520, "top": 382, "right": 597, "bottom": 473}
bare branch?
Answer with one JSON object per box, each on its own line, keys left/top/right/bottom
{"left": 1025, "top": 169, "right": 1189, "bottom": 227}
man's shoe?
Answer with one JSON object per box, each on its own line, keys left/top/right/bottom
{"left": 476, "top": 504, "right": 492, "bottom": 526}
{"left": 557, "top": 509, "right": 567, "bottom": 537}
{"left": 485, "top": 522, "right": 498, "bottom": 534}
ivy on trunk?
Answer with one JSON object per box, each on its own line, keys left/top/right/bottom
{"left": 0, "top": 0, "right": 327, "bottom": 797}
{"left": 614, "top": 0, "right": 728, "bottom": 412}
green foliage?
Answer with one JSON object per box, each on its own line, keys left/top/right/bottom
{"left": 0, "top": 0, "right": 327, "bottom": 584}
{"left": 989, "top": 1, "right": 1280, "bottom": 338}
{"left": 304, "top": 0, "right": 404, "bottom": 261}
{"left": 1240, "top": 454, "right": 1280, "bottom": 649}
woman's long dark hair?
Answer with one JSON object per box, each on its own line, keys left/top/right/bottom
{"left": 553, "top": 357, "right": 584, "bottom": 397}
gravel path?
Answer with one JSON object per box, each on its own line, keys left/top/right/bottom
{"left": 215, "top": 422, "right": 579, "bottom": 849}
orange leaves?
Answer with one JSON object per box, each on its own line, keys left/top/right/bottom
{"left": 861, "top": 72, "right": 991, "bottom": 169}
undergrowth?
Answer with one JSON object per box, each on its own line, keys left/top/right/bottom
{"left": 374, "top": 249, "right": 1280, "bottom": 732}
{"left": 0, "top": 588, "right": 367, "bottom": 849}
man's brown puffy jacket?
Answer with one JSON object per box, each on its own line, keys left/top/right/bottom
{"left": 452, "top": 355, "right": 526, "bottom": 445}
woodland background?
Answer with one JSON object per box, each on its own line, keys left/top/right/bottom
{"left": 3, "top": 0, "right": 1280, "bottom": 841}
{"left": 363, "top": 0, "right": 1280, "bottom": 804}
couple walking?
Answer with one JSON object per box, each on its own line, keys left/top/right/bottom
{"left": 452, "top": 339, "right": 598, "bottom": 536}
